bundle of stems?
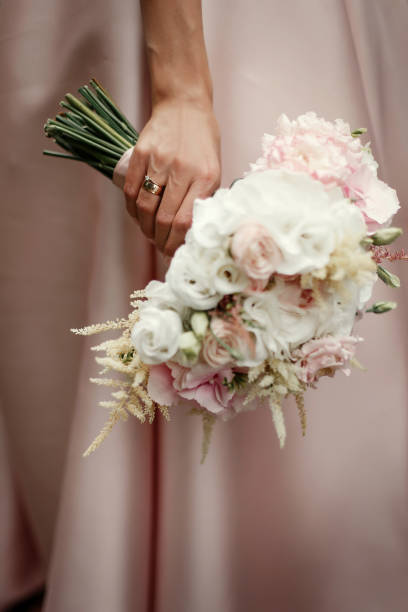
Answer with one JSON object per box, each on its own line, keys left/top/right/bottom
{"left": 43, "top": 79, "right": 138, "bottom": 179}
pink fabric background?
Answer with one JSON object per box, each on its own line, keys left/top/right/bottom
{"left": 0, "top": 1, "right": 407, "bottom": 610}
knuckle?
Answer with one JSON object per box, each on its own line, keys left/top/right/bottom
{"left": 155, "top": 211, "right": 173, "bottom": 229}
{"left": 170, "top": 155, "right": 184, "bottom": 173}
{"left": 124, "top": 182, "right": 137, "bottom": 200}
{"left": 200, "top": 165, "right": 220, "bottom": 185}
{"left": 175, "top": 214, "right": 192, "bottom": 233}
{"left": 134, "top": 143, "right": 148, "bottom": 159}
{"left": 136, "top": 198, "right": 153, "bottom": 214}
{"left": 151, "top": 148, "right": 171, "bottom": 170}
{"left": 163, "top": 243, "right": 175, "bottom": 257}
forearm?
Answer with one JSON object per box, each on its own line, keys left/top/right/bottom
{"left": 140, "top": 0, "right": 212, "bottom": 106}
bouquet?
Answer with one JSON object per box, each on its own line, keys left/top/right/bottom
{"left": 44, "top": 83, "right": 406, "bottom": 462}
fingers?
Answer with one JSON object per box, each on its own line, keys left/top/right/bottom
{"left": 123, "top": 146, "right": 146, "bottom": 220}
{"left": 122, "top": 127, "right": 221, "bottom": 252}
{"left": 136, "top": 165, "right": 168, "bottom": 239}
{"left": 164, "top": 173, "right": 220, "bottom": 256}
{"left": 154, "top": 173, "right": 191, "bottom": 251}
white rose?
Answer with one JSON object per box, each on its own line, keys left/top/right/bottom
{"left": 222, "top": 170, "right": 354, "bottom": 275}
{"left": 212, "top": 254, "right": 249, "bottom": 295}
{"left": 131, "top": 307, "right": 183, "bottom": 364}
{"left": 166, "top": 243, "right": 222, "bottom": 310}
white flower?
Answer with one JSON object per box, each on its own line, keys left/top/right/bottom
{"left": 190, "top": 169, "right": 368, "bottom": 278}
{"left": 223, "top": 169, "right": 360, "bottom": 275}
{"left": 144, "top": 280, "right": 184, "bottom": 312}
{"left": 212, "top": 253, "right": 249, "bottom": 295}
{"left": 242, "top": 281, "right": 338, "bottom": 357}
{"left": 190, "top": 188, "right": 231, "bottom": 248}
{"left": 131, "top": 307, "right": 182, "bottom": 364}
{"left": 165, "top": 243, "right": 221, "bottom": 310}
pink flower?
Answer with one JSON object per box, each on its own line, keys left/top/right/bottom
{"left": 344, "top": 165, "right": 400, "bottom": 232}
{"left": 202, "top": 317, "right": 254, "bottom": 368}
{"left": 231, "top": 222, "right": 282, "bottom": 281}
{"left": 295, "top": 335, "right": 361, "bottom": 384}
{"left": 250, "top": 113, "right": 366, "bottom": 188}
{"left": 248, "top": 112, "right": 399, "bottom": 231}
{"left": 147, "top": 362, "right": 236, "bottom": 415}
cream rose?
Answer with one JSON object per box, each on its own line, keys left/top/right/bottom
{"left": 231, "top": 222, "right": 282, "bottom": 280}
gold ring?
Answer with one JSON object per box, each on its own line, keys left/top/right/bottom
{"left": 142, "top": 175, "right": 165, "bottom": 196}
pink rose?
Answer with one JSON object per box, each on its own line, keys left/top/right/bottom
{"left": 231, "top": 222, "right": 282, "bottom": 281}
{"left": 295, "top": 335, "right": 361, "bottom": 384}
{"left": 148, "top": 362, "right": 236, "bottom": 415}
{"left": 202, "top": 317, "right": 254, "bottom": 368}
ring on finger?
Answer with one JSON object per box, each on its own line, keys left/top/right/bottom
{"left": 142, "top": 174, "right": 165, "bottom": 196}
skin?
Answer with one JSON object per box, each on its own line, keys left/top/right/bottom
{"left": 124, "top": 0, "right": 221, "bottom": 256}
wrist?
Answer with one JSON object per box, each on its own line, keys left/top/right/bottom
{"left": 149, "top": 62, "right": 213, "bottom": 109}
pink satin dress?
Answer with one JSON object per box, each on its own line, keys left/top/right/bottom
{"left": 1, "top": 1, "right": 407, "bottom": 610}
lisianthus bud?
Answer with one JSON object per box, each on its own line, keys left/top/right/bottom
{"left": 351, "top": 127, "right": 367, "bottom": 137}
{"left": 178, "top": 331, "right": 201, "bottom": 364}
{"left": 190, "top": 312, "right": 209, "bottom": 340}
{"left": 366, "top": 301, "right": 397, "bottom": 314}
{"left": 377, "top": 265, "right": 401, "bottom": 288}
{"left": 372, "top": 227, "right": 403, "bottom": 246}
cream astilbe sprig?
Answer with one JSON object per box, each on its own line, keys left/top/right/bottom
{"left": 71, "top": 292, "right": 170, "bottom": 457}
{"left": 301, "top": 234, "right": 377, "bottom": 298}
{"left": 245, "top": 358, "right": 306, "bottom": 448}
{"left": 189, "top": 407, "right": 217, "bottom": 465}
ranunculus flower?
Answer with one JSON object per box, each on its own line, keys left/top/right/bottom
{"left": 295, "top": 335, "right": 361, "bottom": 384}
{"left": 131, "top": 307, "right": 182, "bottom": 365}
{"left": 202, "top": 317, "right": 256, "bottom": 368}
{"left": 231, "top": 222, "right": 282, "bottom": 281}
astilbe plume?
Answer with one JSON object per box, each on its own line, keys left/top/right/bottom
{"left": 371, "top": 246, "right": 408, "bottom": 264}
{"left": 71, "top": 294, "right": 169, "bottom": 456}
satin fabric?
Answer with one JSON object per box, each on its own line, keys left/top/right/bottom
{"left": 0, "top": 1, "right": 407, "bottom": 610}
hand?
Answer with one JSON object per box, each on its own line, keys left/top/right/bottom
{"left": 123, "top": 97, "right": 221, "bottom": 256}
